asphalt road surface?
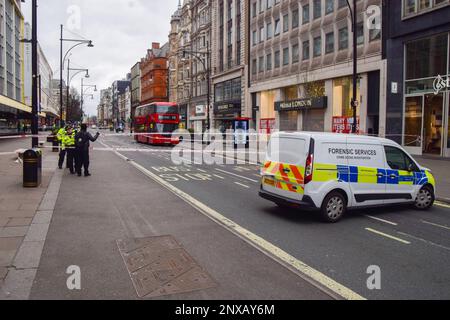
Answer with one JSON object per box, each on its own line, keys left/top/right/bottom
{"left": 99, "top": 133, "right": 450, "bottom": 300}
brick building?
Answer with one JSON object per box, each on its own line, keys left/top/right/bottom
{"left": 140, "top": 42, "right": 169, "bottom": 105}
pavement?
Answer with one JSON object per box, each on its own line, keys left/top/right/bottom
{"left": 412, "top": 156, "right": 450, "bottom": 203}
{"left": 1, "top": 132, "right": 450, "bottom": 300}
{"left": 0, "top": 135, "right": 60, "bottom": 299}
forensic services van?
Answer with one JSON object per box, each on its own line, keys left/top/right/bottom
{"left": 259, "top": 132, "right": 436, "bottom": 223}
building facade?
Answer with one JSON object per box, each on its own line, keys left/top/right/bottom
{"left": 0, "top": 0, "right": 28, "bottom": 135}
{"left": 248, "top": 0, "right": 384, "bottom": 136}
{"left": 140, "top": 42, "right": 169, "bottom": 106}
{"left": 130, "top": 61, "right": 141, "bottom": 121}
{"left": 211, "top": 0, "right": 248, "bottom": 131}
{"left": 188, "top": 0, "right": 212, "bottom": 132}
{"left": 385, "top": 0, "right": 450, "bottom": 157}
{"left": 169, "top": 4, "right": 181, "bottom": 105}
{"left": 98, "top": 87, "right": 112, "bottom": 127}
{"left": 112, "top": 79, "right": 131, "bottom": 126}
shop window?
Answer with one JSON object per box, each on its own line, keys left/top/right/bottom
{"left": 404, "top": 96, "right": 423, "bottom": 147}
{"left": 303, "top": 109, "right": 325, "bottom": 132}
{"left": 260, "top": 90, "right": 276, "bottom": 119}
{"left": 283, "top": 85, "right": 298, "bottom": 101}
{"left": 279, "top": 111, "right": 298, "bottom": 131}
{"left": 332, "top": 77, "right": 361, "bottom": 117}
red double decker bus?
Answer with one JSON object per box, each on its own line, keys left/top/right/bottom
{"left": 134, "top": 102, "right": 180, "bottom": 145}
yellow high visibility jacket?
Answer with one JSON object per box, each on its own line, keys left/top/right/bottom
{"left": 57, "top": 128, "right": 66, "bottom": 142}
{"left": 62, "top": 132, "right": 75, "bottom": 150}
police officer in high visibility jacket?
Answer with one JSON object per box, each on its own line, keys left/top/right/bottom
{"left": 63, "top": 126, "right": 76, "bottom": 174}
{"left": 57, "top": 125, "right": 69, "bottom": 169}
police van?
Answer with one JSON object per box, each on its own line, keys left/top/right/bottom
{"left": 259, "top": 132, "right": 436, "bottom": 223}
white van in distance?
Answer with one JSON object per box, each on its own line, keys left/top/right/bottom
{"left": 259, "top": 132, "right": 436, "bottom": 223}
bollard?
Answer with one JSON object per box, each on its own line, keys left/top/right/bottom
{"left": 23, "top": 149, "right": 42, "bottom": 188}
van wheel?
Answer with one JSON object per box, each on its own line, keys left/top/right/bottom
{"left": 320, "top": 192, "right": 347, "bottom": 223}
{"left": 414, "top": 185, "right": 435, "bottom": 210}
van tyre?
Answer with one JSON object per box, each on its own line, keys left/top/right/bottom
{"left": 414, "top": 185, "right": 435, "bottom": 210}
{"left": 320, "top": 191, "right": 347, "bottom": 223}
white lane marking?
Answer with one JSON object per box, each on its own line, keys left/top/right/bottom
{"left": 421, "top": 220, "right": 450, "bottom": 231}
{"left": 105, "top": 143, "right": 364, "bottom": 300}
{"left": 213, "top": 174, "right": 225, "bottom": 180}
{"left": 197, "top": 168, "right": 207, "bottom": 173}
{"left": 365, "top": 228, "right": 411, "bottom": 245}
{"left": 215, "top": 168, "right": 259, "bottom": 183}
{"left": 398, "top": 232, "right": 450, "bottom": 251}
{"left": 435, "top": 201, "right": 450, "bottom": 209}
{"left": 253, "top": 174, "right": 262, "bottom": 178}
{"left": 364, "top": 215, "right": 398, "bottom": 226}
{"left": 234, "top": 182, "right": 250, "bottom": 189}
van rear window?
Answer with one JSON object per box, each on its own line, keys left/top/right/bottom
{"left": 267, "top": 137, "right": 307, "bottom": 165}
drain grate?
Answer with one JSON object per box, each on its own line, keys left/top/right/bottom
{"left": 117, "top": 236, "right": 217, "bottom": 298}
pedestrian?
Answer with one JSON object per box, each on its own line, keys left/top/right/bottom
{"left": 75, "top": 124, "right": 100, "bottom": 177}
{"left": 57, "top": 125, "right": 68, "bottom": 170}
{"left": 63, "top": 126, "right": 76, "bottom": 174}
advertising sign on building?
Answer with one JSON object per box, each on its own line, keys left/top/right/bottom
{"left": 274, "top": 96, "right": 328, "bottom": 112}
{"left": 332, "top": 116, "right": 360, "bottom": 134}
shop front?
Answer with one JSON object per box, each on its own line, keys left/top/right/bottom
{"left": 402, "top": 33, "right": 450, "bottom": 157}
{"left": 213, "top": 102, "right": 242, "bottom": 133}
{"left": 275, "top": 96, "right": 328, "bottom": 132}
{"left": 189, "top": 104, "right": 207, "bottom": 132}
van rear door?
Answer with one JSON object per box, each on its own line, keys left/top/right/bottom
{"left": 261, "top": 134, "right": 308, "bottom": 201}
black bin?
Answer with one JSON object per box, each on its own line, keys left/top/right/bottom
{"left": 23, "top": 149, "right": 42, "bottom": 188}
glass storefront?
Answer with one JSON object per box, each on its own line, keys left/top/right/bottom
{"left": 403, "top": 33, "right": 449, "bottom": 156}
{"left": 332, "top": 77, "right": 361, "bottom": 117}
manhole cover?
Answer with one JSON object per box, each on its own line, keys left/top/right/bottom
{"left": 117, "top": 236, "right": 217, "bottom": 298}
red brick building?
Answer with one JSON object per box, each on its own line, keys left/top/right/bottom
{"left": 140, "top": 42, "right": 169, "bottom": 105}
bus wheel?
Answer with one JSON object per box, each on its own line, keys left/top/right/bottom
{"left": 320, "top": 191, "right": 346, "bottom": 223}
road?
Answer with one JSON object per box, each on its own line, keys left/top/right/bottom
{"left": 98, "top": 132, "right": 450, "bottom": 300}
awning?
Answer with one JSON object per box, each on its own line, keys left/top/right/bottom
{"left": 0, "top": 95, "right": 32, "bottom": 113}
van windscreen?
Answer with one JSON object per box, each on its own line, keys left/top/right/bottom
{"left": 267, "top": 137, "right": 307, "bottom": 165}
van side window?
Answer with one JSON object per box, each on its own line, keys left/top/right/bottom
{"left": 384, "top": 146, "right": 419, "bottom": 172}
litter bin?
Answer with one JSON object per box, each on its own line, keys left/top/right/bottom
{"left": 23, "top": 149, "right": 42, "bottom": 188}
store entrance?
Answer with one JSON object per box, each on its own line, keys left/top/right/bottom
{"left": 423, "top": 94, "right": 444, "bottom": 155}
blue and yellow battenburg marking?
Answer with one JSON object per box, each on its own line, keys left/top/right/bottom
{"left": 314, "top": 164, "right": 435, "bottom": 187}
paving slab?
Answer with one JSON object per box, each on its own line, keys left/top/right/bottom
{"left": 6, "top": 218, "right": 33, "bottom": 227}
{"left": 0, "top": 269, "right": 37, "bottom": 300}
{"left": 24, "top": 223, "right": 50, "bottom": 242}
{"left": 13, "top": 241, "right": 45, "bottom": 269}
{"left": 32, "top": 211, "right": 53, "bottom": 225}
{"left": 0, "top": 251, "right": 17, "bottom": 267}
{"left": 0, "top": 226, "right": 29, "bottom": 238}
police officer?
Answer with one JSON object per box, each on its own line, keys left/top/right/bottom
{"left": 57, "top": 125, "right": 69, "bottom": 169}
{"left": 63, "top": 126, "right": 76, "bottom": 174}
{"left": 75, "top": 124, "right": 100, "bottom": 177}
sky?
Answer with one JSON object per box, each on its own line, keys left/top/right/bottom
{"left": 22, "top": 0, "right": 179, "bottom": 116}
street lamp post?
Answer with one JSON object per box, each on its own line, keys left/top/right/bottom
{"left": 80, "top": 78, "right": 97, "bottom": 122}
{"left": 59, "top": 24, "right": 93, "bottom": 126}
{"left": 182, "top": 41, "right": 211, "bottom": 131}
{"left": 346, "top": 0, "right": 358, "bottom": 134}
{"left": 31, "top": 0, "right": 38, "bottom": 148}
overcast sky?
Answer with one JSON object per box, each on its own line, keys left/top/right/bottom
{"left": 22, "top": 0, "right": 179, "bottom": 116}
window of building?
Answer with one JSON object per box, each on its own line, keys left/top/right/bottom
{"left": 313, "top": 0, "right": 322, "bottom": 19}
{"left": 283, "top": 14, "right": 289, "bottom": 32}
{"left": 292, "top": 8, "right": 299, "bottom": 28}
{"left": 302, "top": 40, "right": 310, "bottom": 60}
{"left": 313, "top": 36, "right": 322, "bottom": 57}
{"left": 252, "top": 58, "right": 257, "bottom": 74}
{"left": 259, "top": 0, "right": 264, "bottom": 13}
{"left": 292, "top": 43, "right": 299, "bottom": 63}
{"left": 325, "top": 32, "right": 334, "bottom": 54}
{"left": 339, "top": 27, "right": 348, "bottom": 50}
{"left": 267, "top": 0, "right": 273, "bottom": 9}
{"left": 357, "top": 22, "right": 364, "bottom": 45}
{"left": 266, "top": 22, "right": 273, "bottom": 39}
{"left": 252, "top": 2, "right": 257, "bottom": 17}
{"left": 260, "top": 26, "right": 265, "bottom": 42}
{"left": 338, "top": 0, "right": 347, "bottom": 9}
{"left": 403, "top": 0, "right": 450, "bottom": 17}
{"left": 259, "top": 56, "right": 264, "bottom": 72}
{"left": 274, "top": 50, "right": 280, "bottom": 68}
{"left": 266, "top": 53, "right": 272, "bottom": 70}
{"left": 252, "top": 30, "right": 257, "bottom": 45}
{"left": 302, "top": 4, "right": 310, "bottom": 24}
{"left": 325, "top": 0, "right": 334, "bottom": 14}
{"left": 332, "top": 77, "right": 361, "bottom": 117}
{"left": 283, "top": 47, "right": 289, "bottom": 65}
{"left": 274, "top": 18, "right": 281, "bottom": 35}
{"left": 369, "top": 28, "right": 381, "bottom": 42}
